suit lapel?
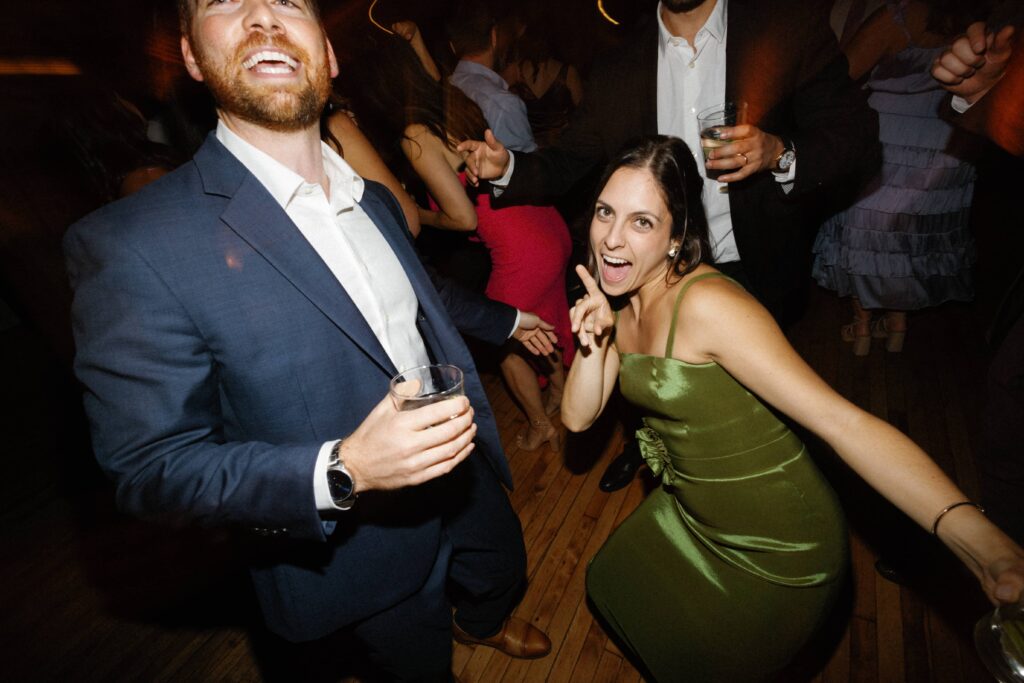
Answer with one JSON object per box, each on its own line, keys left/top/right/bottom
{"left": 357, "top": 184, "right": 454, "bottom": 359}
{"left": 200, "top": 140, "right": 396, "bottom": 377}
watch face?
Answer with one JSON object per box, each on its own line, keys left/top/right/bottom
{"left": 327, "top": 468, "right": 354, "bottom": 501}
{"left": 779, "top": 150, "right": 795, "bottom": 171}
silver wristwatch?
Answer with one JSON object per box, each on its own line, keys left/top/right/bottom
{"left": 326, "top": 440, "right": 357, "bottom": 510}
{"left": 773, "top": 140, "right": 796, "bottom": 173}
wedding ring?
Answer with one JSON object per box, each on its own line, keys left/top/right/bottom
{"left": 738, "top": 153, "right": 749, "bottom": 165}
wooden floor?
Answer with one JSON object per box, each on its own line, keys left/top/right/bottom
{"left": 2, "top": 76, "right": 1020, "bottom": 683}
{"left": 0, "top": 282, "right": 1007, "bottom": 682}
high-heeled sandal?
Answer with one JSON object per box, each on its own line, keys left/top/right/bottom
{"left": 543, "top": 386, "right": 563, "bottom": 416}
{"left": 515, "top": 418, "right": 561, "bottom": 452}
{"left": 841, "top": 319, "right": 872, "bottom": 356}
{"left": 871, "top": 317, "right": 906, "bottom": 353}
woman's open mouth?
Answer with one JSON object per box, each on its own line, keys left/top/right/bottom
{"left": 600, "top": 254, "right": 631, "bottom": 284}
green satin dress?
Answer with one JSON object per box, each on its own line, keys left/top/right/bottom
{"left": 586, "top": 273, "right": 849, "bottom": 682}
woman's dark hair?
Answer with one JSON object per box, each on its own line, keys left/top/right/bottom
{"left": 61, "top": 85, "right": 178, "bottom": 202}
{"left": 345, "top": 35, "right": 488, "bottom": 154}
{"left": 587, "top": 135, "right": 712, "bottom": 281}
{"left": 507, "top": 4, "right": 563, "bottom": 77}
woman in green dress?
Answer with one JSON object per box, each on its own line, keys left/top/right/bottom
{"left": 562, "top": 136, "right": 1024, "bottom": 682}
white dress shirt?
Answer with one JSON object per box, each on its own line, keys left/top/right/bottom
{"left": 495, "top": 0, "right": 796, "bottom": 265}
{"left": 656, "top": 0, "right": 739, "bottom": 262}
{"left": 216, "top": 122, "right": 431, "bottom": 511}
{"left": 451, "top": 60, "right": 538, "bottom": 153}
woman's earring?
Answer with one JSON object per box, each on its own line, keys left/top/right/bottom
{"left": 667, "top": 245, "right": 679, "bottom": 259}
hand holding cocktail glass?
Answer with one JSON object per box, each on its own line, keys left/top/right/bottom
{"left": 336, "top": 364, "right": 476, "bottom": 493}
{"left": 698, "top": 102, "right": 788, "bottom": 183}
{"left": 976, "top": 556, "right": 1024, "bottom": 681}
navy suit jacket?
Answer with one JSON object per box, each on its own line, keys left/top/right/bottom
{"left": 501, "top": 0, "right": 880, "bottom": 308}
{"left": 64, "top": 134, "right": 517, "bottom": 641}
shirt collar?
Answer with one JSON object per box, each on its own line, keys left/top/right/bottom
{"left": 454, "top": 60, "right": 510, "bottom": 89}
{"left": 657, "top": 0, "right": 727, "bottom": 52}
{"left": 215, "top": 119, "right": 365, "bottom": 212}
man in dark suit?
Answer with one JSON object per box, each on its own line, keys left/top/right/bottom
{"left": 64, "top": 0, "right": 550, "bottom": 679}
{"left": 933, "top": 16, "right": 1023, "bottom": 545}
{"left": 462, "top": 0, "right": 880, "bottom": 491}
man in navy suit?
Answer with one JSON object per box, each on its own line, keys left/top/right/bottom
{"left": 64, "top": 0, "right": 551, "bottom": 679}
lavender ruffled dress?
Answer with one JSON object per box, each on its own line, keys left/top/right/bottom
{"left": 813, "top": 5, "right": 978, "bottom": 311}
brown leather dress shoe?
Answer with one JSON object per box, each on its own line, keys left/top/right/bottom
{"left": 452, "top": 616, "right": 551, "bottom": 659}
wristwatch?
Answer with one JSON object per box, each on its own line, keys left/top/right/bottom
{"left": 772, "top": 139, "right": 796, "bottom": 173}
{"left": 326, "top": 440, "right": 357, "bottom": 510}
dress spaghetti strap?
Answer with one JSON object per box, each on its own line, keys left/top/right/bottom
{"left": 664, "top": 272, "right": 739, "bottom": 357}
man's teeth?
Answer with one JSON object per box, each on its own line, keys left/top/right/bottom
{"left": 242, "top": 51, "right": 299, "bottom": 71}
{"left": 603, "top": 255, "right": 629, "bottom": 266}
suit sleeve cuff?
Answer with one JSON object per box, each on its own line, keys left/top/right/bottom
{"left": 490, "top": 153, "right": 516, "bottom": 196}
{"left": 772, "top": 158, "right": 796, "bottom": 194}
{"left": 508, "top": 309, "right": 521, "bottom": 339}
{"left": 950, "top": 95, "right": 973, "bottom": 113}
{"left": 314, "top": 440, "right": 342, "bottom": 511}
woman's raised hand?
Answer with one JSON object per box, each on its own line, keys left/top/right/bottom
{"left": 391, "top": 21, "right": 420, "bottom": 43}
{"left": 570, "top": 265, "right": 615, "bottom": 349}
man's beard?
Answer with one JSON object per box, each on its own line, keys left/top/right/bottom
{"left": 662, "top": 0, "right": 711, "bottom": 13}
{"left": 193, "top": 33, "right": 332, "bottom": 132}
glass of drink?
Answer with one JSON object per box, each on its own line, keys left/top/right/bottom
{"left": 974, "top": 599, "right": 1024, "bottom": 682}
{"left": 389, "top": 364, "right": 464, "bottom": 411}
{"left": 697, "top": 101, "right": 748, "bottom": 189}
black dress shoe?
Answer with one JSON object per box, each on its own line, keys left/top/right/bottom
{"left": 874, "top": 557, "right": 907, "bottom": 585}
{"left": 599, "top": 440, "right": 644, "bottom": 492}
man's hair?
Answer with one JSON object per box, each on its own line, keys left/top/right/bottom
{"left": 177, "top": 0, "right": 322, "bottom": 35}
{"left": 446, "top": 1, "right": 499, "bottom": 58}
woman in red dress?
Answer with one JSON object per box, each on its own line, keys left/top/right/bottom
{"left": 350, "top": 23, "right": 573, "bottom": 450}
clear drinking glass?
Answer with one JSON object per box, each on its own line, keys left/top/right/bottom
{"left": 389, "top": 364, "right": 464, "bottom": 412}
{"left": 697, "top": 101, "right": 748, "bottom": 190}
{"left": 974, "top": 600, "right": 1024, "bottom": 682}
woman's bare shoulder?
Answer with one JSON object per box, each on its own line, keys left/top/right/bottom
{"left": 670, "top": 268, "right": 772, "bottom": 353}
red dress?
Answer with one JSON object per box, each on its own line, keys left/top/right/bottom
{"left": 433, "top": 175, "right": 574, "bottom": 365}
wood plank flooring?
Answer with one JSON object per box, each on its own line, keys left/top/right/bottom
{"left": 0, "top": 282, "right": 1005, "bottom": 682}
{"left": 2, "top": 90, "right": 1018, "bottom": 679}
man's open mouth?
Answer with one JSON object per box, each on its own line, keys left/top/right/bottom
{"left": 242, "top": 50, "right": 300, "bottom": 74}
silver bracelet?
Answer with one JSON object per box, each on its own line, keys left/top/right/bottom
{"left": 931, "top": 501, "right": 984, "bottom": 536}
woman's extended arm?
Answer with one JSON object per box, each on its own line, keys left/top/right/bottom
{"left": 392, "top": 21, "right": 442, "bottom": 82}
{"left": 562, "top": 266, "right": 621, "bottom": 432}
{"left": 327, "top": 112, "right": 422, "bottom": 237}
{"left": 679, "top": 278, "right": 1024, "bottom": 604}
{"left": 401, "top": 124, "right": 477, "bottom": 232}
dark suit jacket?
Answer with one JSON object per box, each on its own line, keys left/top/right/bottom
{"left": 502, "top": 0, "right": 880, "bottom": 307}
{"left": 952, "top": 27, "right": 1024, "bottom": 158}
{"left": 64, "top": 134, "right": 518, "bottom": 641}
